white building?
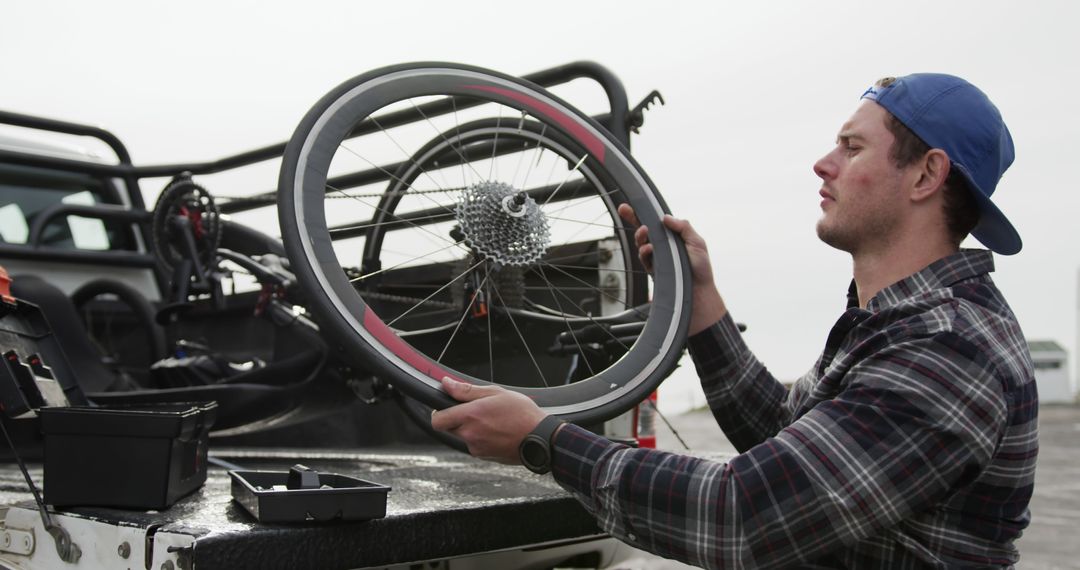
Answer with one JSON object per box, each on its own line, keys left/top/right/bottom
{"left": 1030, "top": 340, "right": 1072, "bottom": 403}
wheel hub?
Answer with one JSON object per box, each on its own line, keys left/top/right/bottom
{"left": 455, "top": 181, "right": 550, "bottom": 267}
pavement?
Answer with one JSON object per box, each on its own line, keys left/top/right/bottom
{"left": 603, "top": 403, "right": 1080, "bottom": 569}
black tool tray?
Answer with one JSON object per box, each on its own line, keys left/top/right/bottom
{"left": 230, "top": 464, "right": 390, "bottom": 523}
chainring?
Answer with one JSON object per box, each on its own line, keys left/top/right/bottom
{"left": 151, "top": 175, "right": 222, "bottom": 273}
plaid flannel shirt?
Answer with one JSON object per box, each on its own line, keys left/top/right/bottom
{"left": 552, "top": 249, "right": 1038, "bottom": 569}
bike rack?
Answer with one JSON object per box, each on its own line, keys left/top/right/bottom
{"left": 0, "top": 61, "right": 645, "bottom": 281}
{"left": 0, "top": 61, "right": 633, "bottom": 180}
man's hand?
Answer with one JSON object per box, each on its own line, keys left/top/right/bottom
{"left": 617, "top": 203, "right": 727, "bottom": 335}
{"left": 430, "top": 377, "right": 548, "bottom": 464}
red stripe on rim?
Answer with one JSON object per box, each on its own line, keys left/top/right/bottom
{"left": 464, "top": 85, "right": 606, "bottom": 164}
{"left": 362, "top": 307, "right": 465, "bottom": 383}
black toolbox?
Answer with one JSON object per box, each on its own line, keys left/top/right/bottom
{"left": 39, "top": 402, "right": 217, "bottom": 509}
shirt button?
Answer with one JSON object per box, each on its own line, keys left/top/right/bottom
{"left": 627, "top": 533, "right": 636, "bottom": 542}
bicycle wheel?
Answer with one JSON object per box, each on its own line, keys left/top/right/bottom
{"left": 278, "top": 62, "right": 689, "bottom": 424}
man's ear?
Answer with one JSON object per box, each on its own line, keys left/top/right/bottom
{"left": 911, "top": 149, "right": 950, "bottom": 203}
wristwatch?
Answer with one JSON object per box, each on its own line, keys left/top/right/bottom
{"left": 518, "top": 415, "right": 565, "bottom": 474}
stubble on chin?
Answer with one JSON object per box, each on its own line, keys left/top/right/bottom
{"left": 816, "top": 216, "right": 853, "bottom": 253}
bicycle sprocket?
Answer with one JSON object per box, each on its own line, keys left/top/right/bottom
{"left": 455, "top": 181, "right": 550, "bottom": 267}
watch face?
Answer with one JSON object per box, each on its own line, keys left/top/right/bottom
{"left": 520, "top": 435, "right": 551, "bottom": 474}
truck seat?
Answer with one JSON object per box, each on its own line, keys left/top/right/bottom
{"left": 11, "top": 274, "right": 132, "bottom": 393}
{"left": 8, "top": 274, "right": 329, "bottom": 431}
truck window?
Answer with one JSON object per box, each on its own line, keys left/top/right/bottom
{"left": 0, "top": 165, "right": 115, "bottom": 250}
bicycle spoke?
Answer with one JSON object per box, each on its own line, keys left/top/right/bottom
{"left": 509, "top": 111, "right": 530, "bottom": 187}
{"left": 510, "top": 140, "right": 528, "bottom": 189}
{"left": 325, "top": 184, "right": 457, "bottom": 259}
{"left": 489, "top": 106, "right": 502, "bottom": 181}
{"left": 413, "top": 99, "right": 485, "bottom": 182}
{"left": 541, "top": 186, "right": 622, "bottom": 218}
{"left": 433, "top": 158, "right": 453, "bottom": 191}
{"left": 545, "top": 214, "right": 629, "bottom": 231}
{"left": 349, "top": 241, "right": 464, "bottom": 283}
{"left": 519, "top": 123, "right": 548, "bottom": 191}
{"left": 324, "top": 178, "right": 462, "bottom": 253}
{"left": 334, "top": 142, "right": 457, "bottom": 217}
{"left": 542, "top": 154, "right": 589, "bottom": 206}
{"left": 365, "top": 115, "right": 479, "bottom": 223}
{"left": 558, "top": 208, "right": 617, "bottom": 246}
{"left": 486, "top": 276, "right": 495, "bottom": 381}
{"left": 451, "top": 98, "right": 470, "bottom": 187}
{"left": 543, "top": 147, "right": 561, "bottom": 188}
{"left": 394, "top": 323, "right": 456, "bottom": 338}
{"left": 541, "top": 263, "right": 649, "bottom": 276}
{"left": 369, "top": 116, "right": 448, "bottom": 194}
{"left": 388, "top": 307, "right": 458, "bottom": 325}
{"left": 376, "top": 282, "right": 459, "bottom": 289}
{"left": 522, "top": 285, "right": 618, "bottom": 291}
{"left": 489, "top": 280, "right": 549, "bottom": 388}
{"left": 539, "top": 260, "right": 628, "bottom": 308}
{"left": 333, "top": 211, "right": 455, "bottom": 234}
{"left": 436, "top": 266, "right": 491, "bottom": 363}
{"left": 534, "top": 271, "right": 633, "bottom": 353}
{"left": 386, "top": 258, "right": 486, "bottom": 328}
{"left": 536, "top": 265, "right": 595, "bottom": 377}
{"left": 536, "top": 249, "right": 613, "bottom": 267}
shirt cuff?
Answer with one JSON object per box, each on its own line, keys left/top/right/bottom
{"left": 551, "top": 423, "right": 624, "bottom": 501}
{"left": 687, "top": 312, "right": 749, "bottom": 372}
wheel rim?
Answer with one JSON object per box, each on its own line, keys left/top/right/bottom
{"left": 279, "top": 64, "right": 688, "bottom": 422}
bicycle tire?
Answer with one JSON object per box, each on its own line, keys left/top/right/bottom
{"left": 278, "top": 62, "right": 690, "bottom": 424}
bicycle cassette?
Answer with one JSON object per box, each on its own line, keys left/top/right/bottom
{"left": 455, "top": 181, "right": 550, "bottom": 267}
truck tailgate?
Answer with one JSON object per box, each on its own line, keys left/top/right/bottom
{"left": 0, "top": 448, "right": 606, "bottom": 569}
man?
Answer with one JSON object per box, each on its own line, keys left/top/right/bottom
{"left": 431, "top": 74, "right": 1037, "bottom": 568}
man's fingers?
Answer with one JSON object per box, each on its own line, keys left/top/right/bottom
{"left": 433, "top": 377, "right": 512, "bottom": 432}
{"left": 617, "top": 203, "right": 640, "bottom": 228}
{"left": 618, "top": 206, "right": 706, "bottom": 277}
{"left": 639, "top": 243, "right": 654, "bottom": 273}
{"left": 430, "top": 407, "right": 460, "bottom": 432}
{"left": 634, "top": 224, "right": 649, "bottom": 248}
{"left": 663, "top": 214, "right": 692, "bottom": 237}
{"left": 621, "top": 206, "right": 698, "bottom": 245}
{"left": 663, "top": 215, "right": 704, "bottom": 247}
{"left": 441, "top": 376, "right": 498, "bottom": 402}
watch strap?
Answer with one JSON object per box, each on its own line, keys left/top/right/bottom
{"left": 531, "top": 415, "right": 564, "bottom": 445}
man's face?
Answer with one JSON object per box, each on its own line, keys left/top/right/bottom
{"left": 813, "top": 100, "right": 908, "bottom": 254}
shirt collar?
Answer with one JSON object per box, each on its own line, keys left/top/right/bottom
{"left": 846, "top": 249, "right": 995, "bottom": 312}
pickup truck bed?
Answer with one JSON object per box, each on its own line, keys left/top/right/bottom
{"left": 0, "top": 448, "right": 607, "bottom": 569}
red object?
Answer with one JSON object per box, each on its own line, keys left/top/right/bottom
{"left": 634, "top": 391, "right": 658, "bottom": 448}
{"left": 470, "top": 292, "right": 488, "bottom": 318}
{"left": 0, "top": 265, "right": 15, "bottom": 305}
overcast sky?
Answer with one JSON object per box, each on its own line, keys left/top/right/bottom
{"left": 4, "top": 1, "right": 1077, "bottom": 413}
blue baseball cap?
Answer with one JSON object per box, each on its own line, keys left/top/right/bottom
{"left": 861, "top": 73, "right": 1021, "bottom": 255}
